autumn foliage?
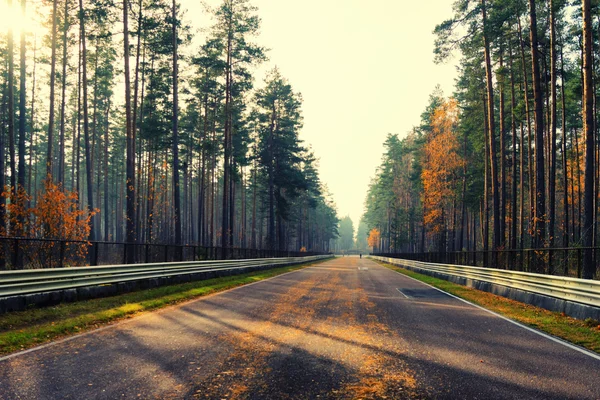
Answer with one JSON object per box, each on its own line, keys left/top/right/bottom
{"left": 367, "top": 228, "right": 381, "bottom": 249}
{"left": 421, "top": 98, "right": 464, "bottom": 236}
{"left": 1, "top": 180, "right": 96, "bottom": 268}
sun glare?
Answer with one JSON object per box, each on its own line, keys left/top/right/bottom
{"left": 0, "top": 0, "right": 36, "bottom": 37}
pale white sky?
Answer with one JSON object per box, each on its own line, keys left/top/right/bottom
{"left": 188, "top": 0, "right": 459, "bottom": 228}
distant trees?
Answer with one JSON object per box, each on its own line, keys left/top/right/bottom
{"left": 333, "top": 215, "right": 354, "bottom": 252}
{"left": 0, "top": 0, "right": 339, "bottom": 266}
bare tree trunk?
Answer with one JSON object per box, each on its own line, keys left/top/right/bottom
{"left": 103, "top": 101, "right": 110, "bottom": 241}
{"left": 172, "top": 0, "right": 181, "bottom": 245}
{"left": 251, "top": 166, "right": 257, "bottom": 249}
{"left": 146, "top": 147, "right": 155, "bottom": 243}
{"left": 0, "top": 76, "right": 7, "bottom": 240}
{"left": 79, "top": 0, "right": 95, "bottom": 242}
{"left": 529, "top": 0, "right": 546, "bottom": 260}
{"left": 268, "top": 102, "right": 276, "bottom": 250}
{"left": 498, "top": 48, "right": 507, "bottom": 248}
{"left": 221, "top": 14, "right": 233, "bottom": 250}
{"left": 124, "top": 0, "right": 136, "bottom": 260}
{"left": 17, "top": 0, "right": 27, "bottom": 191}
{"left": 47, "top": 0, "right": 59, "bottom": 177}
{"left": 27, "top": 36, "right": 37, "bottom": 200}
{"left": 582, "top": 0, "right": 595, "bottom": 278}
{"left": 549, "top": 0, "right": 558, "bottom": 268}
{"left": 509, "top": 44, "right": 518, "bottom": 252}
{"left": 517, "top": 17, "right": 534, "bottom": 246}
{"left": 482, "top": 0, "right": 501, "bottom": 255}
{"left": 560, "top": 46, "right": 569, "bottom": 248}
{"left": 58, "top": 0, "right": 69, "bottom": 184}
{"left": 8, "top": 0, "right": 16, "bottom": 192}
{"left": 482, "top": 93, "right": 490, "bottom": 257}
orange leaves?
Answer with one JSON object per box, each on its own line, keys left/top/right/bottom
{"left": 422, "top": 97, "right": 464, "bottom": 235}
{"left": 367, "top": 228, "right": 381, "bottom": 249}
{"left": 1, "top": 180, "right": 97, "bottom": 267}
{"left": 30, "top": 179, "right": 96, "bottom": 241}
{"left": 1, "top": 186, "right": 31, "bottom": 238}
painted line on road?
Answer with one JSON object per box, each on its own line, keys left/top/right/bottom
{"left": 396, "top": 288, "right": 411, "bottom": 299}
{"left": 384, "top": 263, "right": 600, "bottom": 362}
{"left": 0, "top": 262, "right": 330, "bottom": 363}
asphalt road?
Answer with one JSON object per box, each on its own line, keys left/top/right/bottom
{"left": 1, "top": 257, "right": 599, "bottom": 399}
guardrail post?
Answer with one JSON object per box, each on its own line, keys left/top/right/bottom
{"left": 0, "top": 239, "right": 5, "bottom": 270}
{"left": 59, "top": 240, "right": 66, "bottom": 268}
{"left": 91, "top": 242, "right": 98, "bottom": 266}
{"left": 577, "top": 248, "right": 582, "bottom": 278}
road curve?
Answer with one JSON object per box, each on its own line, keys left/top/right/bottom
{"left": 1, "top": 257, "right": 599, "bottom": 399}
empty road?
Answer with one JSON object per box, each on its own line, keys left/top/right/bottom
{"left": 1, "top": 257, "right": 599, "bottom": 399}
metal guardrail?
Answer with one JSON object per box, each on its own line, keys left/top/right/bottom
{"left": 0, "top": 255, "right": 331, "bottom": 298}
{"left": 371, "top": 256, "right": 600, "bottom": 309}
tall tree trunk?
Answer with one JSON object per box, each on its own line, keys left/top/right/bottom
{"left": 58, "top": 0, "right": 69, "bottom": 184}
{"left": 103, "top": 101, "right": 110, "bottom": 241}
{"left": 8, "top": 0, "right": 16, "bottom": 192}
{"left": 458, "top": 130, "right": 467, "bottom": 251}
{"left": 268, "top": 102, "right": 276, "bottom": 250}
{"left": 517, "top": 17, "right": 534, "bottom": 246}
{"left": 498, "top": 48, "right": 507, "bottom": 247}
{"left": 221, "top": 14, "right": 233, "bottom": 250}
{"left": 549, "top": 0, "right": 558, "bottom": 269}
{"left": 561, "top": 45, "right": 569, "bottom": 248}
{"left": 509, "top": 44, "right": 518, "bottom": 252}
{"left": 251, "top": 166, "right": 257, "bottom": 249}
{"left": 529, "top": 0, "right": 546, "bottom": 258}
{"left": 519, "top": 121, "right": 525, "bottom": 249}
{"left": 482, "top": 94, "right": 490, "bottom": 255}
{"left": 27, "top": 36, "right": 37, "bottom": 200}
{"left": 17, "top": 0, "right": 26, "bottom": 191}
{"left": 0, "top": 76, "right": 6, "bottom": 240}
{"left": 79, "top": 0, "right": 95, "bottom": 241}
{"left": 482, "top": 0, "right": 501, "bottom": 255}
{"left": 172, "top": 0, "right": 181, "bottom": 245}
{"left": 47, "top": 0, "right": 59, "bottom": 177}
{"left": 582, "top": 0, "right": 595, "bottom": 279}
{"left": 198, "top": 96, "right": 208, "bottom": 245}
{"left": 124, "top": 0, "right": 136, "bottom": 260}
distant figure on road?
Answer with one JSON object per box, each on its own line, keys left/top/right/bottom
{"left": 360, "top": 253, "right": 362, "bottom": 259}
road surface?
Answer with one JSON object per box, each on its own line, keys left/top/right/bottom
{"left": 1, "top": 256, "right": 599, "bottom": 399}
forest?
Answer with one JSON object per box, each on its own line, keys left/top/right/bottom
{"left": 363, "top": 0, "right": 599, "bottom": 279}
{"left": 0, "top": 0, "right": 340, "bottom": 268}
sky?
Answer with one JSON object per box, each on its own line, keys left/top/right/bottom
{"left": 1, "top": 0, "right": 460, "bottom": 233}
{"left": 193, "top": 0, "right": 458, "bottom": 230}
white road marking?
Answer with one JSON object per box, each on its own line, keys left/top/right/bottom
{"left": 396, "top": 288, "right": 411, "bottom": 299}
{"left": 384, "top": 263, "right": 600, "bottom": 362}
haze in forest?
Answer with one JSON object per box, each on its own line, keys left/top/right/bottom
{"left": 183, "top": 0, "right": 459, "bottom": 229}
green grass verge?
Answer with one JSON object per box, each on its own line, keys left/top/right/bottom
{"left": 376, "top": 260, "right": 600, "bottom": 354}
{"left": 0, "top": 259, "right": 327, "bottom": 357}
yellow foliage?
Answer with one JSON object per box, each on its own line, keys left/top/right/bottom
{"left": 367, "top": 228, "right": 381, "bottom": 248}
{"left": 422, "top": 97, "right": 464, "bottom": 235}
{"left": 1, "top": 180, "right": 97, "bottom": 268}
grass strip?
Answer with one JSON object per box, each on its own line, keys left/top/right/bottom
{"left": 0, "top": 259, "right": 326, "bottom": 357}
{"left": 376, "top": 260, "right": 600, "bottom": 354}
